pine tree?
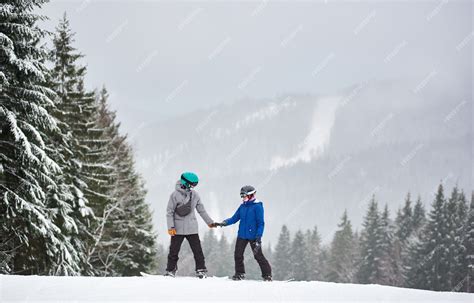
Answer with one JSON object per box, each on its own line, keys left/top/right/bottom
{"left": 318, "top": 246, "right": 330, "bottom": 282}
{"left": 202, "top": 229, "right": 219, "bottom": 275}
{"left": 43, "top": 11, "right": 114, "bottom": 275}
{"left": 215, "top": 234, "right": 232, "bottom": 277}
{"left": 454, "top": 191, "right": 469, "bottom": 289}
{"left": 273, "top": 225, "right": 291, "bottom": 280}
{"left": 326, "top": 210, "right": 357, "bottom": 283}
{"left": 379, "top": 204, "right": 397, "bottom": 285}
{"left": 356, "top": 196, "right": 384, "bottom": 284}
{"left": 392, "top": 194, "right": 422, "bottom": 287}
{"left": 444, "top": 186, "right": 467, "bottom": 289}
{"left": 47, "top": 12, "right": 95, "bottom": 274}
{"left": 464, "top": 192, "right": 474, "bottom": 292}
{"left": 80, "top": 88, "right": 116, "bottom": 275}
{"left": 395, "top": 193, "right": 413, "bottom": 242}
{"left": 0, "top": 0, "right": 83, "bottom": 275}
{"left": 112, "top": 175, "right": 156, "bottom": 276}
{"left": 291, "top": 230, "right": 309, "bottom": 281}
{"left": 401, "top": 196, "right": 427, "bottom": 288}
{"left": 91, "top": 87, "right": 156, "bottom": 276}
{"left": 406, "top": 184, "right": 449, "bottom": 290}
{"left": 411, "top": 196, "right": 426, "bottom": 235}
{"left": 305, "top": 226, "right": 322, "bottom": 281}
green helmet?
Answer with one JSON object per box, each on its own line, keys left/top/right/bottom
{"left": 181, "top": 172, "right": 199, "bottom": 188}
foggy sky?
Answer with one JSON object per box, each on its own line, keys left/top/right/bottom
{"left": 39, "top": 0, "right": 472, "bottom": 136}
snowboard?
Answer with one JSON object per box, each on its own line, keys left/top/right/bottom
{"left": 228, "top": 276, "right": 278, "bottom": 282}
{"left": 140, "top": 272, "right": 211, "bottom": 279}
{"left": 140, "top": 272, "right": 159, "bottom": 277}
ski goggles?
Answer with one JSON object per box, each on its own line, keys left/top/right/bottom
{"left": 240, "top": 191, "right": 256, "bottom": 198}
{"left": 181, "top": 176, "right": 198, "bottom": 188}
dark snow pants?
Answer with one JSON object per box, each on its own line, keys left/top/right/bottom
{"left": 166, "top": 234, "right": 206, "bottom": 272}
{"left": 234, "top": 237, "right": 272, "bottom": 277}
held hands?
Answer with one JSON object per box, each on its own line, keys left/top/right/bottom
{"left": 168, "top": 228, "right": 177, "bottom": 236}
{"left": 208, "top": 222, "right": 227, "bottom": 228}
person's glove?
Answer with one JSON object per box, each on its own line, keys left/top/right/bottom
{"left": 210, "top": 222, "right": 226, "bottom": 227}
{"left": 252, "top": 238, "right": 262, "bottom": 254}
{"left": 168, "top": 228, "right": 177, "bottom": 236}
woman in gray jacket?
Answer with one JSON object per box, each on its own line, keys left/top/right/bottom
{"left": 165, "top": 172, "right": 215, "bottom": 278}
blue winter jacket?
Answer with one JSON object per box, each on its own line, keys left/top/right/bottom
{"left": 224, "top": 199, "right": 265, "bottom": 240}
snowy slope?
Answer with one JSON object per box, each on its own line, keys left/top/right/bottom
{"left": 1, "top": 275, "right": 472, "bottom": 302}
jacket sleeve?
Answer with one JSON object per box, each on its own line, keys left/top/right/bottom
{"left": 166, "top": 194, "right": 176, "bottom": 229}
{"left": 195, "top": 193, "right": 213, "bottom": 225}
{"left": 255, "top": 203, "right": 265, "bottom": 238}
{"left": 224, "top": 206, "right": 241, "bottom": 225}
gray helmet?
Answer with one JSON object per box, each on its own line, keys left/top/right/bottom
{"left": 240, "top": 185, "right": 256, "bottom": 197}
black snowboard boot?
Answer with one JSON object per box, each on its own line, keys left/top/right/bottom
{"left": 196, "top": 269, "right": 207, "bottom": 279}
{"left": 263, "top": 275, "right": 272, "bottom": 282}
{"left": 232, "top": 273, "right": 245, "bottom": 280}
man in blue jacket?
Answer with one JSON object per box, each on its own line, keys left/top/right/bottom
{"left": 217, "top": 185, "right": 272, "bottom": 281}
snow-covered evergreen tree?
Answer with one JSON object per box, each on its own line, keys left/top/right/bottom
{"left": 406, "top": 184, "right": 449, "bottom": 290}
{"left": 464, "top": 192, "right": 474, "bottom": 292}
{"left": 305, "top": 226, "right": 322, "bottom": 281}
{"left": 47, "top": 12, "right": 95, "bottom": 275}
{"left": 356, "top": 196, "right": 384, "bottom": 284}
{"left": 392, "top": 194, "right": 415, "bottom": 286}
{"left": 395, "top": 193, "right": 413, "bottom": 242}
{"left": 0, "top": 0, "right": 83, "bottom": 275}
{"left": 79, "top": 87, "right": 116, "bottom": 275}
{"left": 290, "top": 230, "right": 309, "bottom": 281}
{"left": 402, "top": 195, "right": 428, "bottom": 287}
{"left": 379, "top": 204, "right": 397, "bottom": 285}
{"left": 273, "top": 225, "right": 292, "bottom": 280}
{"left": 44, "top": 14, "right": 112, "bottom": 274}
{"left": 444, "top": 186, "right": 468, "bottom": 289}
{"left": 202, "top": 229, "right": 219, "bottom": 275}
{"left": 215, "top": 234, "right": 232, "bottom": 277}
{"left": 90, "top": 87, "right": 156, "bottom": 276}
{"left": 454, "top": 191, "right": 469, "bottom": 290}
{"left": 326, "top": 210, "right": 357, "bottom": 283}
{"left": 318, "top": 246, "right": 330, "bottom": 282}
{"left": 411, "top": 196, "right": 426, "bottom": 236}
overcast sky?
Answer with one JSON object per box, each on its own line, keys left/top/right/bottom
{"left": 39, "top": 0, "right": 472, "bottom": 135}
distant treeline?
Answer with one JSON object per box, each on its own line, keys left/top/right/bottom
{"left": 1, "top": 2, "right": 156, "bottom": 275}
{"left": 162, "top": 184, "right": 473, "bottom": 293}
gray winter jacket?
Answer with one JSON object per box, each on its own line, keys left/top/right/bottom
{"left": 166, "top": 181, "right": 213, "bottom": 235}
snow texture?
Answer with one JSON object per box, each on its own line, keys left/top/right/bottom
{"left": 1, "top": 274, "right": 471, "bottom": 302}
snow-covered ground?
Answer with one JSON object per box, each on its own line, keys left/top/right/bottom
{"left": 1, "top": 275, "right": 472, "bottom": 302}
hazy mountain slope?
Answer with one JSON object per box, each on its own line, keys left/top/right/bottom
{"left": 134, "top": 80, "right": 471, "bottom": 243}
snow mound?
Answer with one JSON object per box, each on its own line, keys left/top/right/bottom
{"left": 1, "top": 274, "right": 471, "bottom": 302}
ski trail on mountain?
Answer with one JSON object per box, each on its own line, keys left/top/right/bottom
{"left": 270, "top": 96, "right": 340, "bottom": 170}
